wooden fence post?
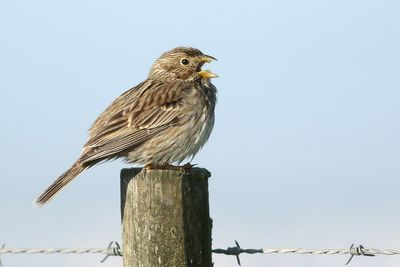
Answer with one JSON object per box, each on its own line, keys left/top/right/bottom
{"left": 120, "top": 168, "right": 212, "bottom": 267}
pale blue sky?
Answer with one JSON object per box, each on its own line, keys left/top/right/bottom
{"left": 1, "top": 0, "right": 399, "bottom": 266}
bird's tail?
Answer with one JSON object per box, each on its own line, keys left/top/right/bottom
{"left": 36, "top": 162, "right": 86, "bottom": 206}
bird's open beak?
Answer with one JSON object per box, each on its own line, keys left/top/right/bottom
{"left": 198, "top": 55, "right": 218, "bottom": 78}
{"left": 201, "top": 55, "right": 217, "bottom": 63}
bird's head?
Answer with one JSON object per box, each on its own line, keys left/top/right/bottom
{"left": 149, "top": 47, "right": 218, "bottom": 82}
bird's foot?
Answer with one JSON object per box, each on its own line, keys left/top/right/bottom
{"left": 181, "top": 162, "right": 197, "bottom": 172}
{"left": 144, "top": 163, "right": 158, "bottom": 171}
{"left": 144, "top": 163, "right": 196, "bottom": 173}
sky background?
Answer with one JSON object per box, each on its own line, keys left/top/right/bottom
{"left": 1, "top": 0, "right": 399, "bottom": 266}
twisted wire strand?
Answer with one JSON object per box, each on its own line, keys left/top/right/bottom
{"left": 0, "top": 246, "right": 399, "bottom": 256}
{"left": 0, "top": 242, "right": 123, "bottom": 266}
{"left": 0, "top": 248, "right": 109, "bottom": 254}
{"left": 211, "top": 241, "right": 396, "bottom": 265}
{"left": 1, "top": 242, "right": 400, "bottom": 267}
{"left": 261, "top": 248, "right": 400, "bottom": 255}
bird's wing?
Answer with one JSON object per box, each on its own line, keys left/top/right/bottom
{"left": 80, "top": 79, "right": 191, "bottom": 163}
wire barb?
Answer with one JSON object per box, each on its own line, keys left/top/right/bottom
{"left": 212, "top": 240, "right": 263, "bottom": 266}
{"left": 0, "top": 244, "right": 5, "bottom": 267}
{"left": 345, "top": 244, "right": 375, "bottom": 265}
{"left": 100, "top": 241, "right": 122, "bottom": 263}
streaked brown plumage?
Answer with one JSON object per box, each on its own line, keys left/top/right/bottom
{"left": 36, "top": 47, "right": 218, "bottom": 205}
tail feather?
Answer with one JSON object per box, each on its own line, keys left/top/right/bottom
{"left": 36, "top": 162, "right": 86, "bottom": 206}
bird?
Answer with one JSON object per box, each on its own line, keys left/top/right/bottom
{"left": 36, "top": 47, "right": 218, "bottom": 206}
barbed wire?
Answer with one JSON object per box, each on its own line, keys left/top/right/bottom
{"left": 1, "top": 240, "right": 399, "bottom": 266}
{"left": 0, "top": 241, "right": 122, "bottom": 267}
{"left": 212, "top": 241, "right": 381, "bottom": 265}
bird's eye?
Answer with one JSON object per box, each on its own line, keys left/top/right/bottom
{"left": 180, "top": 58, "right": 190, "bottom": 65}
